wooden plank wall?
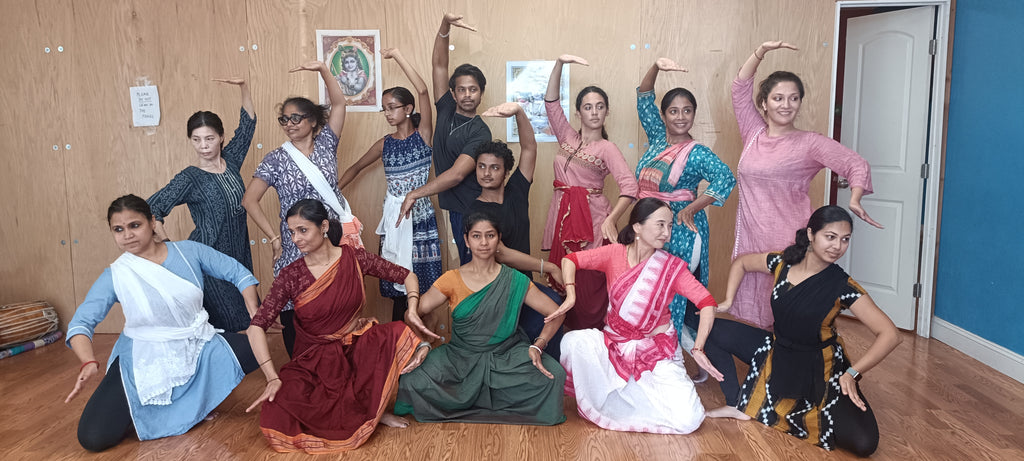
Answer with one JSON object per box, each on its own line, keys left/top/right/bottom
{"left": 0, "top": 0, "right": 846, "bottom": 332}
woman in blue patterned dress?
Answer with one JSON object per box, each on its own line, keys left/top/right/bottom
{"left": 242, "top": 61, "right": 354, "bottom": 356}
{"left": 634, "top": 58, "right": 736, "bottom": 366}
{"left": 339, "top": 48, "right": 442, "bottom": 321}
{"left": 147, "top": 78, "right": 256, "bottom": 332}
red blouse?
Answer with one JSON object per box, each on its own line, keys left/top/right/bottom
{"left": 251, "top": 247, "right": 411, "bottom": 329}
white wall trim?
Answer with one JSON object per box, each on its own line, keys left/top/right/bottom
{"left": 932, "top": 317, "right": 1024, "bottom": 384}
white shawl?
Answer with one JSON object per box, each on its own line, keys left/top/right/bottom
{"left": 111, "top": 245, "right": 214, "bottom": 406}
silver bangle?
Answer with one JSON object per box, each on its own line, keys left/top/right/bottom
{"left": 539, "top": 259, "right": 544, "bottom": 276}
{"left": 438, "top": 31, "right": 450, "bottom": 38}
{"left": 417, "top": 341, "right": 432, "bottom": 351}
{"left": 529, "top": 344, "right": 543, "bottom": 354}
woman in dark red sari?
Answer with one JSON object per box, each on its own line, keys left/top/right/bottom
{"left": 246, "top": 199, "right": 420, "bottom": 454}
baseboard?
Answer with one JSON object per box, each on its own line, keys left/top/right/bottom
{"left": 932, "top": 317, "right": 1024, "bottom": 384}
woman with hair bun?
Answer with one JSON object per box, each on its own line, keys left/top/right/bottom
{"left": 705, "top": 205, "right": 901, "bottom": 457}
{"left": 339, "top": 47, "right": 442, "bottom": 322}
{"left": 730, "top": 41, "right": 881, "bottom": 330}
{"left": 146, "top": 78, "right": 256, "bottom": 332}
{"left": 66, "top": 194, "right": 260, "bottom": 452}
{"left": 634, "top": 57, "right": 735, "bottom": 365}
{"left": 542, "top": 54, "right": 639, "bottom": 331}
{"left": 245, "top": 199, "right": 420, "bottom": 454}
{"left": 549, "top": 197, "right": 723, "bottom": 434}
{"left": 243, "top": 59, "right": 361, "bottom": 356}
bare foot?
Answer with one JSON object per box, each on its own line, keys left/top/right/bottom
{"left": 204, "top": 411, "right": 220, "bottom": 421}
{"left": 380, "top": 413, "right": 410, "bottom": 428}
{"left": 706, "top": 406, "right": 751, "bottom": 420}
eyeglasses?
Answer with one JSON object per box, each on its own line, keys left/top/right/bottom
{"left": 277, "top": 113, "right": 312, "bottom": 126}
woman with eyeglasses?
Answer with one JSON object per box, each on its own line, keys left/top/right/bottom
{"left": 242, "top": 61, "right": 361, "bottom": 357}
{"left": 338, "top": 48, "right": 442, "bottom": 322}
{"left": 146, "top": 78, "right": 257, "bottom": 333}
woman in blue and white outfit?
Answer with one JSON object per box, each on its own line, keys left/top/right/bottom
{"left": 65, "top": 194, "right": 260, "bottom": 452}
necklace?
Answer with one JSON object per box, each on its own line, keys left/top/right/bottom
{"left": 449, "top": 114, "right": 477, "bottom": 136}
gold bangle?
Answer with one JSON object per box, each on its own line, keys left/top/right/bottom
{"left": 269, "top": 235, "right": 281, "bottom": 244}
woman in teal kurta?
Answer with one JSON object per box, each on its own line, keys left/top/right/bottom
{"left": 634, "top": 58, "right": 735, "bottom": 349}
{"left": 395, "top": 213, "right": 566, "bottom": 425}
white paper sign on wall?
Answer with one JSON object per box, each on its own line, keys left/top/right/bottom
{"left": 130, "top": 85, "right": 161, "bottom": 127}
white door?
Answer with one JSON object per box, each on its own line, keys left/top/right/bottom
{"left": 834, "top": 6, "right": 935, "bottom": 329}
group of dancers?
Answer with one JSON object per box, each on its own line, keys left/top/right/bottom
{"left": 63, "top": 12, "right": 902, "bottom": 458}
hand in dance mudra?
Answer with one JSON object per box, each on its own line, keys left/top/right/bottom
{"left": 443, "top": 12, "right": 477, "bottom": 32}
{"left": 64, "top": 361, "right": 100, "bottom": 403}
{"left": 481, "top": 102, "right": 523, "bottom": 118}
{"left": 655, "top": 57, "right": 688, "bottom": 73}
{"left": 246, "top": 377, "right": 283, "bottom": 413}
{"left": 289, "top": 60, "right": 327, "bottom": 74}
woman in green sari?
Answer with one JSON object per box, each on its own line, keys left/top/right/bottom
{"left": 396, "top": 213, "right": 566, "bottom": 425}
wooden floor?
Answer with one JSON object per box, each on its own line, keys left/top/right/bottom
{"left": 4, "top": 317, "right": 1024, "bottom": 460}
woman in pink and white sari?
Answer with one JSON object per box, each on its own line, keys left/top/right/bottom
{"left": 546, "top": 198, "right": 724, "bottom": 434}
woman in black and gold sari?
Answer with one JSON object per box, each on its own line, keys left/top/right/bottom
{"left": 704, "top": 206, "right": 901, "bottom": 457}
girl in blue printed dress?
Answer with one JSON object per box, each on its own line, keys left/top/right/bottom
{"left": 634, "top": 58, "right": 736, "bottom": 362}
{"left": 339, "top": 47, "right": 442, "bottom": 321}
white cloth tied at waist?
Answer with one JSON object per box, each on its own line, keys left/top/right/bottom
{"left": 112, "top": 247, "right": 216, "bottom": 406}
{"left": 376, "top": 192, "right": 413, "bottom": 294}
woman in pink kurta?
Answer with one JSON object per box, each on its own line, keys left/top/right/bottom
{"left": 729, "top": 41, "right": 881, "bottom": 329}
{"left": 542, "top": 55, "right": 639, "bottom": 331}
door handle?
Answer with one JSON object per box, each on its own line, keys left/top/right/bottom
{"left": 836, "top": 177, "right": 850, "bottom": 189}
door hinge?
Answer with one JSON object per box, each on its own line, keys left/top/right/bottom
{"left": 929, "top": 39, "right": 937, "bottom": 56}
{"left": 913, "top": 283, "right": 922, "bottom": 298}
{"left": 921, "top": 163, "right": 929, "bottom": 179}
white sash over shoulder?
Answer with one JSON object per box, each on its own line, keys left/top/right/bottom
{"left": 111, "top": 244, "right": 214, "bottom": 406}
{"left": 281, "top": 141, "right": 354, "bottom": 222}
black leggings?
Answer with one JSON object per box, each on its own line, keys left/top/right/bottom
{"left": 705, "top": 319, "right": 879, "bottom": 457}
{"left": 77, "top": 332, "right": 259, "bottom": 452}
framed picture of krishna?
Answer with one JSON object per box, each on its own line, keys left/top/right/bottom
{"left": 316, "top": 29, "right": 382, "bottom": 111}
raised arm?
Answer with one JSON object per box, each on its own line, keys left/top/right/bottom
{"left": 482, "top": 102, "right": 537, "bottom": 181}
{"left": 716, "top": 252, "right": 772, "bottom": 313}
{"left": 339, "top": 137, "right": 385, "bottom": 190}
{"left": 290, "top": 61, "right": 347, "bottom": 136}
{"left": 738, "top": 41, "right": 798, "bottom": 80}
{"left": 432, "top": 13, "right": 477, "bottom": 102}
{"left": 213, "top": 77, "right": 255, "bottom": 119}
{"left": 384, "top": 48, "right": 434, "bottom": 146}
{"left": 546, "top": 54, "right": 588, "bottom": 102}
{"left": 639, "top": 58, "right": 687, "bottom": 93}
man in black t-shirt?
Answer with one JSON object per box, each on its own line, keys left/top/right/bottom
{"left": 399, "top": 12, "right": 490, "bottom": 265}
{"left": 472, "top": 103, "right": 564, "bottom": 358}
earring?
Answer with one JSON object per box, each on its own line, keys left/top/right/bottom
{"left": 323, "top": 231, "right": 328, "bottom": 238}
{"left": 406, "top": 114, "right": 410, "bottom": 118}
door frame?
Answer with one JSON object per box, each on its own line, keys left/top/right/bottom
{"left": 826, "top": 0, "right": 952, "bottom": 338}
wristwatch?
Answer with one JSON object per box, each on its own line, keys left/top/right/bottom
{"left": 845, "top": 366, "right": 862, "bottom": 381}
